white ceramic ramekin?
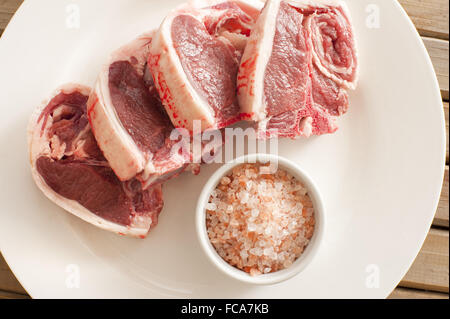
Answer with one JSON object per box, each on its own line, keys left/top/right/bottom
{"left": 196, "top": 153, "right": 325, "bottom": 285}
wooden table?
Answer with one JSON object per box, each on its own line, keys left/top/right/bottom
{"left": 0, "top": 0, "right": 448, "bottom": 299}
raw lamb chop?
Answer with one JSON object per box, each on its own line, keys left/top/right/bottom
{"left": 28, "top": 84, "right": 164, "bottom": 238}
{"left": 149, "top": 0, "right": 263, "bottom": 133}
{"left": 88, "top": 32, "right": 192, "bottom": 188}
{"left": 237, "top": 0, "right": 358, "bottom": 139}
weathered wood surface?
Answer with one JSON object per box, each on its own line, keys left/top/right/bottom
{"left": 435, "top": 167, "right": 449, "bottom": 228}
{"left": 0, "top": 254, "right": 27, "bottom": 296}
{"left": 0, "top": 0, "right": 23, "bottom": 35}
{"left": 423, "top": 38, "right": 449, "bottom": 100}
{"left": 0, "top": 289, "right": 30, "bottom": 299}
{"left": 400, "top": 228, "right": 449, "bottom": 293}
{"left": 389, "top": 287, "right": 448, "bottom": 299}
{"left": 399, "top": 0, "right": 449, "bottom": 40}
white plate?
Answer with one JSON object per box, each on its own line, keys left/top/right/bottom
{"left": 0, "top": 0, "right": 445, "bottom": 299}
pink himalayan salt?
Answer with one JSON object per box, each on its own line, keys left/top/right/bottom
{"left": 206, "top": 163, "right": 315, "bottom": 276}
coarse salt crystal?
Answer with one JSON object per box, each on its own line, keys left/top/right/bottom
{"left": 230, "top": 219, "right": 239, "bottom": 227}
{"left": 240, "top": 191, "right": 249, "bottom": 204}
{"left": 240, "top": 250, "right": 248, "bottom": 259}
{"left": 250, "top": 268, "right": 261, "bottom": 277}
{"left": 288, "top": 222, "right": 297, "bottom": 232}
{"left": 257, "top": 240, "right": 266, "bottom": 248}
{"left": 263, "top": 247, "right": 274, "bottom": 257}
{"left": 218, "top": 202, "right": 227, "bottom": 211}
{"left": 221, "top": 176, "right": 231, "bottom": 185}
{"left": 250, "top": 248, "right": 263, "bottom": 257}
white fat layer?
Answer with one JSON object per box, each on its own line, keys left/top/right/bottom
{"left": 92, "top": 31, "right": 194, "bottom": 185}
{"left": 150, "top": 0, "right": 263, "bottom": 132}
{"left": 49, "top": 135, "right": 65, "bottom": 160}
{"left": 187, "top": 0, "right": 264, "bottom": 13}
{"left": 90, "top": 32, "right": 160, "bottom": 182}
{"left": 141, "top": 154, "right": 156, "bottom": 181}
{"left": 219, "top": 31, "right": 248, "bottom": 52}
{"left": 293, "top": 0, "right": 359, "bottom": 90}
{"left": 298, "top": 116, "right": 313, "bottom": 137}
{"left": 251, "top": 0, "right": 281, "bottom": 120}
{"left": 238, "top": 0, "right": 281, "bottom": 121}
{"left": 70, "top": 125, "right": 91, "bottom": 158}
{"left": 239, "top": 0, "right": 358, "bottom": 122}
{"left": 310, "top": 18, "right": 355, "bottom": 75}
{"left": 28, "top": 84, "right": 151, "bottom": 238}
{"left": 286, "top": 0, "right": 345, "bottom": 9}
{"left": 97, "top": 65, "right": 146, "bottom": 176}
{"left": 306, "top": 19, "right": 358, "bottom": 89}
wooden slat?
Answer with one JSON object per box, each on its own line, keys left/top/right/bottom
{"left": 0, "top": 289, "right": 29, "bottom": 299}
{"left": 389, "top": 287, "right": 449, "bottom": 299}
{"left": 0, "top": 253, "right": 27, "bottom": 295}
{"left": 423, "top": 38, "right": 449, "bottom": 100}
{"left": 435, "top": 167, "right": 449, "bottom": 227}
{"left": 400, "top": 228, "right": 449, "bottom": 293}
{"left": 399, "top": 0, "right": 449, "bottom": 40}
{"left": 444, "top": 103, "right": 449, "bottom": 164}
{"left": 0, "top": 0, "right": 22, "bottom": 33}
